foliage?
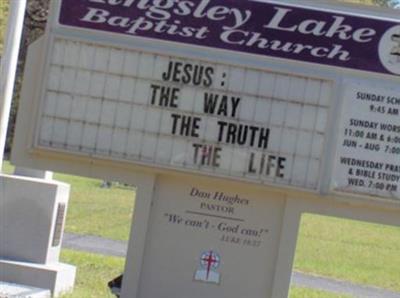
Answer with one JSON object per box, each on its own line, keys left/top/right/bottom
{"left": 0, "top": 1, "right": 11, "bottom": 156}
{"left": 373, "top": 0, "right": 400, "bottom": 7}
{"left": 0, "top": 0, "right": 9, "bottom": 54}
{"left": 1, "top": 0, "right": 50, "bottom": 157}
{"left": 340, "top": 0, "right": 399, "bottom": 6}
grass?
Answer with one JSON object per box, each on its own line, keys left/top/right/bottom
{"left": 2, "top": 160, "right": 13, "bottom": 174}
{"left": 290, "top": 287, "right": 352, "bottom": 298}
{"left": 294, "top": 214, "right": 400, "bottom": 292}
{"left": 60, "top": 249, "right": 125, "bottom": 298}
{"left": 54, "top": 172, "right": 136, "bottom": 241}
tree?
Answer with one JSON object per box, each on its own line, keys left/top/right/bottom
{"left": 341, "top": 0, "right": 399, "bottom": 7}
{"left": 4, "top": 0, "right": 50, "bottom": 157}
{"left": 373, "top": 0, "right": 400, "bottom": 7}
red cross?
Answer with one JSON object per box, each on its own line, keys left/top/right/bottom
{"left": 201, "top": 251, "right": 218, "bottom": 279}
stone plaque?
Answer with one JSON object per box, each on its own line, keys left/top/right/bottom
{"left": 52, "top": 203, "right": 66, "bottom": 247}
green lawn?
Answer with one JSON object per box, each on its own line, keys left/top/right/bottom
{"left": 60, "top": 249, "right": 124, "bottom": 298}
{"left": 2, "top": 160, "right": 13, "bottom": 174}
{"left": 55, "top": 172, "right": 136, "bottom": 241}
{"left": 294, "top": 214, "right": 400, "bottom": 292}
{"left": 290, "top": 287, "right": 352, "bottom": 298}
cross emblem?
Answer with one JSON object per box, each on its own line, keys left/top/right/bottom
{"left": 200, "top": 251, "right": 220, "bottom": 279}
{"left": 194, "top": 250, "right": 221, "bottom": 284}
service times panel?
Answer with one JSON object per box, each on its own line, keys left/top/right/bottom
{"left": 36, "top": 38, "right": 331, "bottom": 190}
{"left": 334, "top": 82, "right": 400, "bottom": 199}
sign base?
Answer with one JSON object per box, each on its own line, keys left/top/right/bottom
{"left": 0, "top": 260, "right": 75, "bottom": 297}
{"left": 0, "top": 281, "right": 50, "bottom": 298}
{"left": 0, "top": 174, "right": 76, "bottom": 296}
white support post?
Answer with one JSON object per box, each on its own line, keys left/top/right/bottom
{"left": 0, "top": 0, "right": 27, "bottom": 171}
{"left": 121, "top": 174, "right": 156, "bottom": 298}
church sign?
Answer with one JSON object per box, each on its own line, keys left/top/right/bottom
{"left": 14, "top": 0, "right": 400, "bottom": 199}
{"left": 11, "top": 1, "right": 400, "bottom": 298}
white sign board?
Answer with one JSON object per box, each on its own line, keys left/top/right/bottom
{"left": 333, "top": 81, "right": 400, "bottom": 199}
{"left": 37, "top": 38, "right": 330, "bottom": 191}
